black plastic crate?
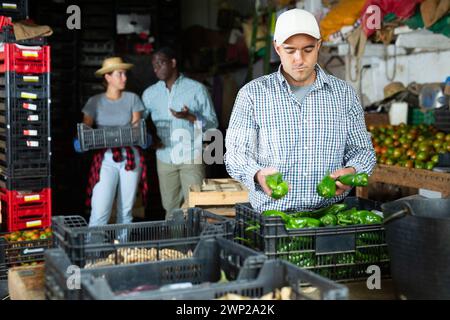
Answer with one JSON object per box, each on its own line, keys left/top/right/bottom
{"left": 52, "top": 208, "right": 235, "bottom": 268}
{"left": 235, "top": 197, "right": 390, "bottom": 282}
{"left": 0, "top": 98, "right": 49, "bottom": 126}
{"left": 45, "top": 237, "right": 266, "bottom": 300}
{"left": 77, "top": 119, "right": 147, "bottom": 152}
{"left": 0, "top": 175, "right": 51, "bottom": 191}
{"left": 0, "top": 25, "right": 46, "bottom": 45}
{"left": 0, "top": 72, "right": 49, "bottom": 89}
{"left": 0, "top": 72, "right": 50, "bottom": 100}
{"left": 81, "top": 29, "right": 114, "bottom": 41}
{"left": 0, "top": 230, "right": 53, "bottom": 280}
{"left": 0, "top": 0, "right": 28, "bottom": 21}
{"left": 83, "top": 260, "right": 348, "bottom": 300}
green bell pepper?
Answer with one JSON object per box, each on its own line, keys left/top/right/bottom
{"left": 320, "top": 214, "right": 338, "bottom": 227}
{"left": 338, "top": 173, "right": 369, "bottom": 187}
{"left": 266, "top": 173, "right": 289, "bottom": 200}
{"left": 317, "top": 173, "right": 337, "bottom": 199}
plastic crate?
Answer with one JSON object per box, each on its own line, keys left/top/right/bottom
{"left": 408, "top": 108, "right": 435, "bottom": 125}
{"left": 0, "top": 229, "right": 53, "bottom": 280}
{"left": 81, "top": 29, "right": 114, "bottom": 41}
{"left": 0, "top": 72, "right": 50, "bottom": 99}
{"left": 0, "top": 25, "right": 46, "bottom": 45}
{"left": 81, "top": 41, "right": 114, "bottom": 54}
{"left": 0, "top": 43, "right": 51, "bottom": 74}
{"left": 435, "top": 108, "right": 450, "bottom": 133}
{"left": 1, "top": 188, "right": 52, "bottom": 232}
{"left": 84, "top": 260, "right": 348, "bottom": 300}
{"left": 0, "top": 97, "right": 50, "bottom": 126}
{"left": 0, "top": 175, "right": 51, "bottom": 191}
{"left": 0, "top": 0, "right": 28, "bottom": 21}
{"left": 77, "top": 119, "right": 147, "bottom": 152}
{"left": 45, "top": 237, "right": 266, "bottom": 300}
{"left": 235, "top": 197, "right": 390, "bottom": 282}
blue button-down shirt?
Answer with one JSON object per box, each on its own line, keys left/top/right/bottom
{"left": 224, "top": 65, "right": 376, "bottom": 213}
{"left": 142, "top": 74, "right": 219, "bottom": 164}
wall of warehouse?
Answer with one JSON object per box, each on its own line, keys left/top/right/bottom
{"left": 345, "top": 48, "right": 450, "bottom": 106}
{"left": 181, "top": 0, "right": 255, "bottom": 30}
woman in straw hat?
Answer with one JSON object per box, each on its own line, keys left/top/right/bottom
{"left": 81, "top": 57, "right": 148, "bottom": 227}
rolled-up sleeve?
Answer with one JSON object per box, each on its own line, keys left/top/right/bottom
{"left": 344, "top": 88, "right": 377, "bottom": 175}
{"left": 224, "top": 87, "right": 262, "bottom": 192}
{"left": 195, "top": 86, "right": 218, "bottom": 132}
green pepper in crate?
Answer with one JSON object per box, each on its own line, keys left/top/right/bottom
{"left": 285, "top": 217, "right": 322, "bottom": 230}
{"left": 320, "top": 214, "right": 338, "bottom": 227}
{"left": 338, "top": 173, "right": 369, "bottom": 187}
{"left": 266, "top": 173, "right": 289, "bottom": 200}
{"left": 350, "top": 211, "right": 382, "bottom": 225}
{"left": 316, "top": 173, "right": 337, "bottom": 199}
{"left": 336, "top": 208, "right": 356, "bottom": 226}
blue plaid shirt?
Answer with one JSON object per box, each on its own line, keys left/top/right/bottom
{"left": 225, "top": 65, "right": 376, "bottom": 213}
{"left": 142, "top": 74, "right": 218, "bottom": 164}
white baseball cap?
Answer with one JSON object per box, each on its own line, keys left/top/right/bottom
{"left": 274, "top": 9, "right": 321, "bottom": 44}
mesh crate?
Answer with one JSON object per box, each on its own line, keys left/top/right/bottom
{"left": 0, "top": 230, "right": 52, "bottom": 281}
{"left": 0, "top": 0, "right": 28, "bottom": 21}
{"left": 83, "top": 260, "right": 349, "bottom": 300}
{"left": 435, "top": 108, "right": 450, "bottom": 133}
{"left": 45, "top": 237, "right": 266, "bottom": 300}
{"left": 0, "top": 25, "right": 46, "bottom": 45}
{"left": 0, "top": 43, "right": 51, "bottom": 74}
{"left": 0, "top": 175, "right": 51, "bottom": 191}
{"left": 52, "top": 208, "right": 234, "bottom": 268}
{"left": 77, "top": 119, "right": 147, "bottom": 152}
{"left": 0, "top": 72, "right": 50, "bottom": 99}
{"left": 235, "top": 197, "right": 390, "bottom": 282}
{"left": 81, "top": 41, "right": 114, "bottom": 54}
{"left": 1, "top": 188, "right": 52, "bottom": 232}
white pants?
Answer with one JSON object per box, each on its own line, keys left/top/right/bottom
{"left": 89, "top": 148, "right": 141, "bottom": 227}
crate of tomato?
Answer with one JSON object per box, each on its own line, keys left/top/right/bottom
{"left": 0, "top": 227, "right": 53, "bottom": 280}
{"left": 235, "top": 197, "right": 390, "bottom": 282}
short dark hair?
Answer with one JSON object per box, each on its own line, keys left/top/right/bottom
{"left": 154, "top": 47, "right": 179, "bottom": 62}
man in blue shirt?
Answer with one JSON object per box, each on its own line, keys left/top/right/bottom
{"left": 142, "top": 47, "right": 219, "bottom": 219}
{"left": 225, "top": 9, "right": 376, "bottom": 213}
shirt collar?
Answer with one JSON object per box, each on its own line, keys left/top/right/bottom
{"left": 160, "top": 73, "right": 185, "bottom": 89}
{"left": 277, "top": 64, "right": 332, "bottom": 92}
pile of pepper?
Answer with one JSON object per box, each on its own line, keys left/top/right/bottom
{"left": 262, "top": 203, "right": 382, "bottom": 230}
{"left": 317, "top": 173, "right": 369, "bottom": 199}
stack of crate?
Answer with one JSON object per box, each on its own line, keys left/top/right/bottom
{"left": 0, "top": 5, "right": 52, "bottom": 232}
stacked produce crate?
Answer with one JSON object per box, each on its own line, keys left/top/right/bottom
{"left": 78, "top": 0, "right": 115, "bottom": 106}
{"left": 0, "top": 7, "right": 52, "bottom": 232}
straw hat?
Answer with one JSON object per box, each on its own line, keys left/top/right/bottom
{"left": 384, "top": 82, "right": 407, "bottom": 99}
{"left": 95, "top": 57, "right": 134, "bottom": 77}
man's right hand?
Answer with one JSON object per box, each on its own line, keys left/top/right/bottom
{"left": 255, "top": 167, "right": 280, "bottom": 197}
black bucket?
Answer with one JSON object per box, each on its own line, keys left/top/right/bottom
{"left": 382, "top": 199, "right": 450, "bottom": 300}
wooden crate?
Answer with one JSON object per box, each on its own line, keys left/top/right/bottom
{"left": 8, "top": 264, "right": 45, "bottom": 300}
{"left": 357, "top": 164, "right": 450, "bottom": 199}
{"left": 188, "top": 179, "right": 249, "bottom": 217}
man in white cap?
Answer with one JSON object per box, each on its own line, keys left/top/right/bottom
{"left": 225, "top": 9, "right": 376, "bottom": 213}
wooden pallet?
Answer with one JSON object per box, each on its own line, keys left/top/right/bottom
{"left": 188, "top": 179, "right": 249, "bottom": 217}
{"left": 357, "top": 164, "right": 450, "bottom": 199}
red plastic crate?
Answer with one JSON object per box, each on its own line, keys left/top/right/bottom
{"left": 0, "top": 43, "right": 50, "bottom": 74}
{"left": 1, "top": 188, "right": 51, "bottom": 232}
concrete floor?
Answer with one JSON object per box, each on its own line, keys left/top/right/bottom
{"left": 346, "top": 279, "right": 397, "bottom": 300}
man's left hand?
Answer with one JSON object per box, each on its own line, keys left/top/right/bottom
{"left": 170, "top": 105, "right": 197, "bottom": 124}
{"left": 330, "top": 167, "right": 356, "bottom": 196}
